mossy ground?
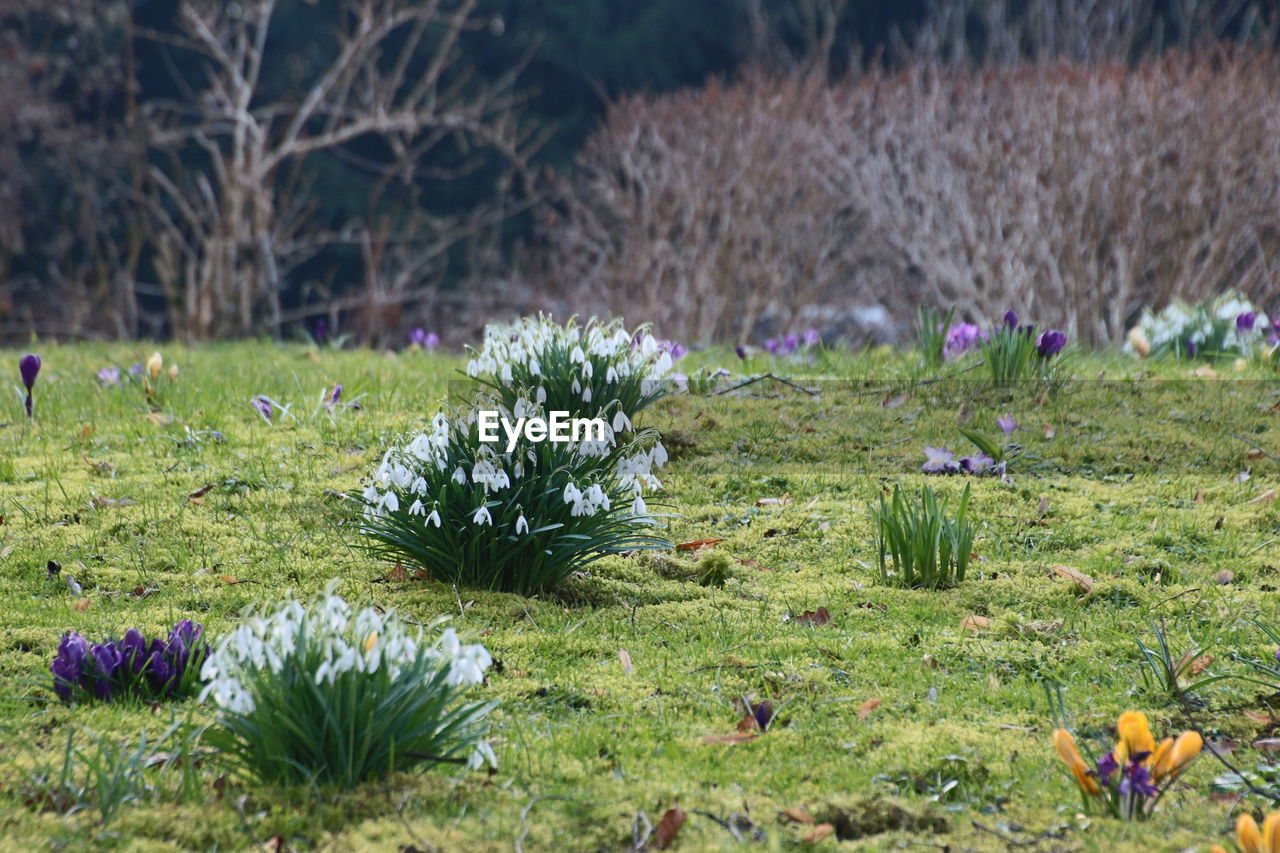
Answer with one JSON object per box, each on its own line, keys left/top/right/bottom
{"left": 0, "top": 342, "right": 1278, "bottom": 851}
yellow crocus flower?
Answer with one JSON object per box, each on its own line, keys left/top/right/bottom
{"left": 1265, "top": 813, "right": 1280, "bottom": 853}
{"left": 1116, "top": 710, "right": 1156, "bottom": 762}
{"left": 1239, "top": 814, "right": 1264, "bottom": 853}
{"left": 1149, "top": 737, "right": 1174, "bottom": 780}
{"left": 1164, "top": 730, "right": 1202, "bottom": 781}
{"left": 1052, "top": 729, "right": 1100, "bottom": 797}
{"left": 146, "top": 351, "right": 164, "bottom": 379}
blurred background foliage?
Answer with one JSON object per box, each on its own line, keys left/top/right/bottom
{"left": 1, "top": 0, "right": 1276, "bottom": 344}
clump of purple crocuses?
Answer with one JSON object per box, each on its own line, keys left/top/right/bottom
{"left": 408, "top": 328, "right": 440, "bottom": 349}
{"left": 922, "top": 446, "right": 1004, "bottom": 478}
{"left": 19, "top": 354, "right": 40, "bottom": 417}
{"left": 50, "top": 620, "right": 208, "bottom": 704}
{"left": 943, "top": 323, "right": 987, "bottom": 360}
{"left": 763, "top": 328, "right": 822, "bottom": 357}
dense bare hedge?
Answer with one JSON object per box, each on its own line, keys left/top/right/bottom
{"left": 539, "top": 51, "right": 1280, "bottom": 345}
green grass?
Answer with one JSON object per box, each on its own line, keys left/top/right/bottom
{"left": 0, "top": 340, "right": 1279, "bottom": 850}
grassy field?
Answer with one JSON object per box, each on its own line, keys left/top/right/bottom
{"left": 1, "top": 341, "right": 1279, "bottom": 851}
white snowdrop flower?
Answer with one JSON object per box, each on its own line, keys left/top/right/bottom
{"left": 409, "top": 499, "right": 425, "bottom": 516}
{"left": 612, "top": 410, "right": 631, "bottom": 433}
{"left": 425, "top": 508, "right": 442, "bottom": 528}
{"left": 379, "top": 491, "right": 399, "bottom": 514}
{"left": 582, "top": 386, "right": 592, "bottom": 402}
{"left": 500, "top": 363, "right": 513, "bottom": 383}
{"left": 468, "top": 739, "right": 497, "bottom": 770}
{"left": 563, "top": 482, "right": 582, "bottom": 504}
{"left": 651, "top": 442, "right": 668, "bottom": 467}
{"left": 606, "top": 365, "right": 618, "bottom": 383}
{"left": 582, "top": 360, "right": 593, "bottom": 379}
{"left": 412, "top": 477, "right": 428, "bottom": 495}
{"left": 632, "top": 496, "right": 647, "bottom": 516}
{"left": 570, "top": 346, "right": 585, "bottom": 364}
{"left": 466, "top": 359, "right": 480, "bottom": 377}
{"left": 571, "top": 377, "right": 581, "bottom": 394}
{"left": 528, "top": 358, "right": 541, "bottom": 376}
{"left": 536, "top": 386, "right": 547, "bottom": 404}
{"left": 515, "top": 513, "right": 529, "bottom": 535}
{"left": 453, "top": 466, "right": 468, "bottom": 485}
{"left": 472, "top": 505, "right": 492, "bottom": 526}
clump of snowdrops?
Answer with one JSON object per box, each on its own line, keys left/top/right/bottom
{"left": 200, "top": 587, "right": 496, "bottom": 788}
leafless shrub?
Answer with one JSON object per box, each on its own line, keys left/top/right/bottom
{"left": 138, "top": 0, "right": 534, "bottom": 342}
{"left": 538, "top": 48, "right": 1280, "bottom": 345}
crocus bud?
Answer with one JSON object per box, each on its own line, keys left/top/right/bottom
{"left": 18, "top": 354, "right": 40, "bottom": 417}
{"left": 168, "top": 364, "right": 180, "bottom": 381}
{"left": 146, "top": 352, "right": 163, "bottom": 380}
{"left": 1127, "top": 327, "right": 1150, "bottom": 358}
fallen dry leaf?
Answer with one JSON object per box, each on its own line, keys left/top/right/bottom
{"left": 1188, "top": 654, "right": 1214, "bottom": 676}
{"left": 1194, "top": 489, "right": 1205, "bottom": 503}
{"left": 1052, "top": 564, "right": 1095, "bottom": 594}
{"left": 72, "top": 598, "right": 91, "bottom": 611}
{"left": 802, "top": 823, "right": 835, "bottom": 843}
{"left": 386, "top": 563, "right": 409, "bottom": 583}
{"left": 858, "top": 698, "right": 881, "bottom": 720}
{"left": 676, "top": 538, "right": 725, "bottom": 552}
{"left": 1250, "top": 489, "right": 1278, "bottom": 505}
{"left": 218, "top": 574, "right": 240, "bottom": 585}
{"left": 1036, "top": 496, "right": 1050, "bottom": 519}
{"left": 960, "top": 615, "right": 991, "bottom": 632}
{"left": 655, "top": 807, "right": 686, "bottom": 849}
{"left": 795, "top": 606, "right": 831, "bottom": 627}
{"left": 1255, "top": 739, "right": 1280, "bottom": 751}
{"left": 1245, "top": 710, "right": 1276, "bottom": 724}
{"left": 882, "top": 393, "right": 908, "bottom": 409}
{"left": 1247, "top": 449, "right": 1266, "bottom": 460}
{"left": 755, "top": 494, "right": 791, "bottom": 507}
{"left": 1043, "top": 424, "right": 1056, "bottom": 439}
{"left": 188, "top": 483, "right": 216, "bottom": 503}
{"left": 1191, "top": 365, "right": 1219, "bottom": 378}
{"left": 1214, "top": 569, "right": 1235, "bottom": 585}
{"left": 780, "top": 807, "right": 815, "bottom": 825}
{"left": 619, "top": 649, "right": 633, "bottom": 675}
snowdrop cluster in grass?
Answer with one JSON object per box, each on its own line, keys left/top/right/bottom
{"left": 467, "top": 316, "right": 675, "bottom": 421}
{"left": 200, "top": 589, "right": 496, "bottom": 787}
{"left": 360, "top": 401, "right": 667, "bottom": 594}
{"left": 1125, "top": 292, "right": 1273, "bottom": 359}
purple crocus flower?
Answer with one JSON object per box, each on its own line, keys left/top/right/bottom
{"left": 959, "top": 452, "right": 996, "bottom": 474}
{"left": 1186, "top": 339, "right": 1198, "bottom": 359}
{"left": 658, "top": 341, "right": 688, "bottom": 361}
{"left": 763, "top": 338, "right": 779, "bottom": 355}
{"left": 1118, "top": 761, "right": 1159, "bottom": 798}
{"left": 782, "top": 333, "right": 800, "bottom": 354}
{"left": 803, "top": 328, "right": 821, "bottom": 348}
{"left": 997, "top": 414, "right": 1019, "bottom": 435}
{"left": 50, "top": 633, "right": 90, "bottom": 701}
{"left": 922, "top": 446, "right": 960, "bottom": 474}
{"left": 121, "top": 629, "right": 148, "bottom": 673}
{"left": 313, "top": 318, "right": 328, "bottom": 344}
{"left": 325, "top": 383, "right": 343, "bottom": 411}
{"left": 1096, "top": 751, "right": 1118, "bottom": 784}
{"left": 91, "top": 642, "right": 124, "bottom": 698}
{"left": 97, "top": 366, "right": 121, "bottom": 387}
{"left": 943, "top": 323, "right": 987, "bottom": 359}
{"left": 408, "top": 328, "right": 440, "bottom": 349}
{"left": 1237, "top": 312, "right": 1257, "bottom": 334}
{"left": 1036, "top": 330, "right": 1067, "bottom": 358}
{"left": 19, "top": 354, "right": 40, "bottom": 417}
{"left": 1003, "top": 310, "right": 1019, "bottom": 330}
{"left": 250, "top": 395, "right": 274, "bottom": 423}
{"left": 735, "top": 345, "right": 747, "bottom": 361}
{"left": 128, "top": 362, "right": 144, "bottom": 377}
